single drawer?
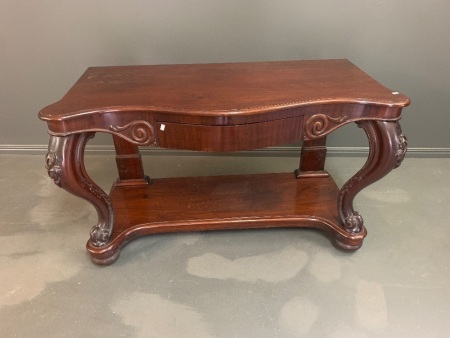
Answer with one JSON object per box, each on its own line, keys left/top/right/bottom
{"left": 156, "top": 115, "right": 304, "bottom": 152}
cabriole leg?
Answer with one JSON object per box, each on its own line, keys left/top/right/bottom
{"left": 335, "top": 121, "right": 407, "bottom": 249}
{"left": 45, "top": 133, "right": 116, "bottom": 262}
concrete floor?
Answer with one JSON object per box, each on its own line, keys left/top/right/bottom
{"left": 0, "top": 153, "right": 449, "bottom": 337}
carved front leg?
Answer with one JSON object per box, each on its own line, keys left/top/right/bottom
{"left": 335, "top": 121, "right": 407, "bottom": 249}
{"left": 46, "top": 133, "right": 114, "bottom": 247}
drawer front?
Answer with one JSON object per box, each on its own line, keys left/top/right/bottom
{"left": 156, "top": 116, "right": 304, "bottom": 152}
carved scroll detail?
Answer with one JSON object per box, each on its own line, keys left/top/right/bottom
{"left": 110, "top": 120, "right": 156, "bottom": 146}
{"left": 45, "top": 151, "right": 62, "bottom": 187}
{"left": 344, "top": 212, "right": 364, "bottom": 233}
{"left": 305, "top": 114, "right": 348, "bottom": 139}
{"left": 90, "top": 224, "right": 112, "bottom": 247}
{"left": 395, "top": 133, "right": 407, "bottom": 168}
{"left": 77, "top": 175, "right": 114, "bottom": 247}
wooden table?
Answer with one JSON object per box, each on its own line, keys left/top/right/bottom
{"left": 39, "top": 60, "right": 410, "bottom": 265}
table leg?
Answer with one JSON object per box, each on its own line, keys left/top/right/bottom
{"left": 295, "top": 137, "right": 329, "bottom": 178}
{"left": 45, "top": 133, "right": 116, "bottom": 259}
{"left": 335, "top": 120, "right": 407, "bottom": 249}
{"left": 112, "top": 135, "right": 149, "bottom": 186}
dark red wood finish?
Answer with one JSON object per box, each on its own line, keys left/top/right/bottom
{"left": 40, "top": 60, "right": 409, "bottom": 265}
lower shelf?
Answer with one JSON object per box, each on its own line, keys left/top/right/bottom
{"left": 87, "top": 172, "right": 366, "bottom": 264}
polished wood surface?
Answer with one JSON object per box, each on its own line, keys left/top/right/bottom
{"left": 39, "top": 60, "right": 409, "bottom": 145}
{"left": 87, "top": 174, "right": 366, "bottom": 264}
{"left": 39, "top": 60, "right": 409, "bottom": 120}
{"left": 40, "top": 60, "right": 410, "bottom": 265}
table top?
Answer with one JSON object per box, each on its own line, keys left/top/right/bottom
{"left": 39, "top": 59, "right": 409, "bottom": 121}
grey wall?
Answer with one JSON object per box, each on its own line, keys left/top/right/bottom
{"left": 1, "top": 0, "right": 449, "bottom": 151}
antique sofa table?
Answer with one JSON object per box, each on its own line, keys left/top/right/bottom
{"left": 39, "top": 60, "right": 409, "bottom": 265}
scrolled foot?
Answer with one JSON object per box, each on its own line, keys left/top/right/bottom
{"left": 344, "top": 211, "right": 364, "bottom": 234}
{"left": 90, "top": 226, "right": 112, "bottom": 247}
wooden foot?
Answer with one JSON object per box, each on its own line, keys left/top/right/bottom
{"left": 88, "top": 247, "right": 121, "bottom": 266}
{"left": 334, "top": 233, "right": 365, "bottom": 251}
